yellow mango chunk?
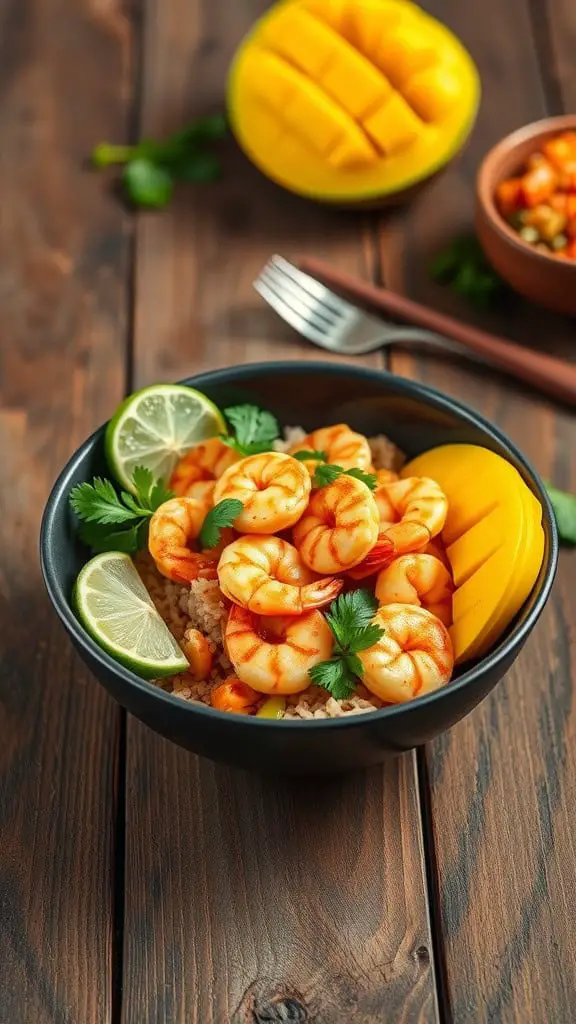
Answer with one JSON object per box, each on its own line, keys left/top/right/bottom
{"left": 374, "top": 24, "right": 437, "bottom": 86}
{"left": 242, "top": 49, "right": 378, "bottom": 168}
{"left": 363, "top": 92, "right": 424, "bottom": 155}
{"left": 401, "top": 444, "right": 545, "bottom": 663}
{"left": 261, "top": 6, "right": 392, "bottom": 119}
{"left": 403, "top": 66, "right": 462, "bottom": 121}
{"left": 227, "top": 0, "right": 480, "bottom": 202}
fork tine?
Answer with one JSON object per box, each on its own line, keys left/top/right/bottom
{"left": 270, "top": 255, "right": 358, "bottom": 317}
{"left": 254, "top": 278, "right": 337, "bottom": 350}
{"left": 259, "top": 265, "right": 340, "bottom": 329}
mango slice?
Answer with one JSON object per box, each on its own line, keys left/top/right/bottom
{"left": 401, "top": 445, "right": 545, "bottom": 663}
{"left": 228, "top": 0, "right": 480, "bottom": 202}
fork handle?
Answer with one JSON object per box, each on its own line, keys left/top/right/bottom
{"left": 299, "top": 256, "right": 576, "bottom": 406}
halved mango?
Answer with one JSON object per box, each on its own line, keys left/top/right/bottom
{"left": 227, "top": 0, "right": 480, "bottom": 203}
{"left": 402, "top": 445, "right": 545, "bottom": 663}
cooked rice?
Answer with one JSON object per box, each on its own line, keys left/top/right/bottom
{"left": 141, "top": 428, "right": 405, "bottom": 719}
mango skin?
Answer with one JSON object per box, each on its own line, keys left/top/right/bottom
{"left": 227, "top": 0, "right": 480, "bottom": 204}
{"left": 402, "top": 445, "right": 545, "bottom": 664}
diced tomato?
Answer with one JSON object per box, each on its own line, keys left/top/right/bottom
{"left": 566, "top": 195, "right": 576, "bottom": 217}
{"left": 520, "top": 162, "right": 558, "bottom": 207}
{"left": 565, "top": 239, "right": 576, "bottom": 260}
{"left": 550, "top": 193, "right": 568, "bottom": 213}
{"left": 543, "top": 135, "right": 576, "bottom": 170}
{"left": 558, "top": 162, "right": 576, "bottom": 191}
{"left": 495, "top": 177, "right": 523, "bottom": 217}
{"left": 566, "top": 217, "right": 576, "bottom": 240}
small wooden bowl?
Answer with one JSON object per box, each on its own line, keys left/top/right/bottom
{"left": 476, "top": 115, "right": 576, "bottom": 316}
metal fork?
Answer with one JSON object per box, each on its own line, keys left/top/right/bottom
{"left": 254, "top": 254, "right": 484, "bottom": 362}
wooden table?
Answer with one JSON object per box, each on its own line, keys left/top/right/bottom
{"left": 3, "top": 1, "right": 576, "bottom": 1021}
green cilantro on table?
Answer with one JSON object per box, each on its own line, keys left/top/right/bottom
{"left": 199, "top": 499, "right": 243, "bottom": 549}
{"left": 430, "top": 235, "right": 508, "bottom": 310}
{"left": 309, "top": 589, "right": 384, "bottom": 700}
{"left": 92, "top": 114, "right": 227, "bottom": 208}
{"left": 545, "top": 483, "right": 576, "bottom": 545}
{"left": 312, "top": 463, "right": 377, "bottom": 491}
{"left": 69, "top": 467, "right": 173, "bottom": 554}
{"left": 221, "top": 403, "right": 280, "bottom": 457}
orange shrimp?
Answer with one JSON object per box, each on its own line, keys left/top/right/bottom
{"left": 293, "top": 474, "right": 381, "bottom": 573}
{"left": 217, "top": 535, "right": 342, "bottom": 614}
{"left": 225, "top": 605, "right": 333, "bottom": 694}
{"left": 373, "top": 476, "right": 449, "bottom": 561}
{"left": 148, "top": 497, "right": 218, "bottom": 583}
{"left": 289, "top": 423, "right": 372, "bottom": 476}
{"left": 169, "top": 438, "right": 238, "bottom": 496}
{"left": 213, "top": 452, "right": 311, "bottom": 533}
{"left": 210, "top": 676, "right": 259, "bottom": 714}
{"left": 359, "top": 603, "right": 454, "bottom": 703}
{"left": 375, "top": 554, "right": 454, "bottom": 627}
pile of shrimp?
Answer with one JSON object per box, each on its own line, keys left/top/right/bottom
{"left": 147, "top": 424, "right": 455, "bottom": 716}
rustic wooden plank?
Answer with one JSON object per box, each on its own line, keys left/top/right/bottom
{"left": 123, "top": 1, "right": 439, "bottom": 1021}
{"left": 382, "top": 1, "right": 576, "bottom": 1021}
{"left": 0, "top": 1, "right": 132, "bottom": 1021}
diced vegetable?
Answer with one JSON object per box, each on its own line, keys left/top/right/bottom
{"left": 256, "top": 696, "right": 287, "bottom": 718}
{"left": 495, "top": 130, "right": 576, "bottom": 259}
{"left": 210, "top": 677, "right": 259, "bottom": 713}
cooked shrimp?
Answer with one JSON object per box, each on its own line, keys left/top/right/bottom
{"left": 359, "top": 603, "right": 454, "bottom": 703}
{"left": 148, "top": 496, "right": 218, "bottom": 584}
{"left": 374, "top": 468, "right": 399, "bottom": 486}
{"left": 213, "top": 452, "right": 311, "bottom": 533}
{"left": 225, "top": 605, "right": 333, "bottom": 694}
{"left": 293, "top": 474, "right": 381, "bottom": 573}
{"left": 218, "top": 535, "right": 342, "bottom": 615}
{"left": 180, "top": 627, "right": 213, "bottom": 680}
{"left": 169, "top": 438, "right": 238, "bottom": 496}
{"left": 211, "top": 676, "right": 259, "bottom": 714}
{"left": 289, "top": 423, "right": 372, "bottom": 475}
{"left": 422, "top": 536, "right": 451, "bottom": 570}
{"left": 373, "top": 476, "right": 449, "bottom": 560}
{"left": 179, "top": 479, "right": 216, "bottom": 510}
{"left": 375, "top": 554, "right": 454, "bottom": 626}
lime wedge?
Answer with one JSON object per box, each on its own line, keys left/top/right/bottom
{"left": 105, "top": 384, "right": 225, "bottom": 492}
{"left": 74, "top": 552, "right": 189, "bottom": 679}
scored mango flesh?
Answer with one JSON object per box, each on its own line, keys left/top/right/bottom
{"left": 402, "top": 445, "right": 545, "bottom": 664}
{"left": 227, "top": 0, "right": 480, "bottom": 201}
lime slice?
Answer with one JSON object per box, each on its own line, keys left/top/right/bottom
{"left": 74, "top": 552, "right": 189, "bottom": 679}
{"left": 105, "top": 384, "right": 226, "bottom": 492}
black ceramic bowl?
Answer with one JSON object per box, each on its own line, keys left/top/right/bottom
{"left": 41, "top": 362, "right": 558, "bottom": 775}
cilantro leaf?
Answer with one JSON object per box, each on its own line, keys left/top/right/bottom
{"left": 70, "top": 468, "right": 173, "bottom": 554}
{"left": 546, "top": 483, "right": 576, "bottom": 545}
{"left": 69, "top": 479, "right": 138, "bottom": 525}
{"left": 78, "top": 520, "right": 141, "bottom": 555}
{"left": 221, "top": 404, "right": 280, "bottom": 456}
{"left": 123, "top": 159, "right": 174, "bottom": 209}
{"left": 292, "top": 450, "right": 328, "bottom": 463}
{"left": 308, "top": 589, "right": 384, "bottom": 700}
{"left": 172, "top": 150, "right": 221, "bottom": 183}
{"left": 199, "top": 499, "right": 243, "bottom": 549}
{"left": 312, "top": 463, "right": 376, "bottom": 491}
{"left": 309, "top": 659, "right": 357, "bottom": 701}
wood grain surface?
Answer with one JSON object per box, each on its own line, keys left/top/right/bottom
{"left": 122, "top": 2, "right": 439, "bottom": 1022}
{"left": 0, "top": 1, "right": 132, "bottom": 1022}
{"left": 384, "top": 1, "right": 576, "bottom": 1021}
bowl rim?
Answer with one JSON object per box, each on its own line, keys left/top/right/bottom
{"left": 476, "top": 113, "right": 576, "bottom": 270}
{"left": 40, "top": 360, "right": 559, "bottom": 731}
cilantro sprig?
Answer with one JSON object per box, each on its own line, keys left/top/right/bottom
{"left": 545, "top": 483, "right": 576, "bottom": 545}
{"left": 313, "top": 463, "right": 377, "bottom": 491}
{"left": 309, "top": 589, "right": 384, "bottom": 700}
{"left": 221, "top": 403, "right": 280, "bottom": 457}
{"left": 430, "top": 235, "right": 508, "bottom": 310}
{"left": 199, "top": 499, "right": 243, "bottom": 549}
{"left": 292, "top": 449, "right": 328, "bottom": 463}
{"left": 92, "top": 114, "right": 227, "bottom": 209}
{"left": 69, "top": 467, "right": 173, "bottom": 554}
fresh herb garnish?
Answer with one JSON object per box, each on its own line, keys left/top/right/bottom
{"left": 430, "top": 235, "right": 508, "bottom": 310}
{"left": 199, "top": 499, "right": 243, "bottom": 549}
{"left": 309, "top": 589, "right": 384, "bottom": 700}
{"left": 312, "top": 463, "right": 377, "bottom": 491}
{"left": 69, "top": 467, "right": 173, "bottom": 554}
{"left": 92, "top": 113, "right": 227, "bottom": 208}
{"left": 545, "top": 483, "right": 576, "bottom": 545}
{"left": 221, "top": 403, "right": 280, "bottom": 457}
{"left": 292, "top": 449, "right": 328, "bottom": 463}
